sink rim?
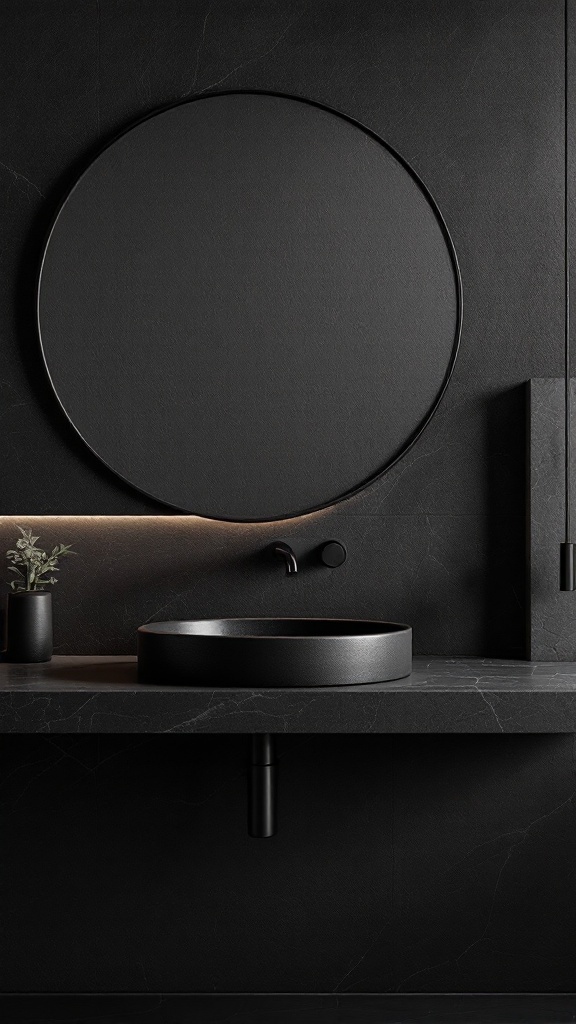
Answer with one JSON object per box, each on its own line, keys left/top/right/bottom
{"left": 138, "top": 617, "right": 411, "bottom": 640}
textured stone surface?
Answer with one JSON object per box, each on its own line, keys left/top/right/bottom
{"left": 3, "top": 655, "right": 576, "bottom": 733}
{"left": 2, "top": 994, "right": 576, "bottom": 1024}
{"left": 2, "top": 732, "right": 576, "bottom": 992}
{"left": 0, "top": 0, "right": 573, "bottom": 998}
{"left": 0, "top": 511, "right": 525, "bottom": 660}
{"left": 528, "top": 379, "right": 576, "bottom": 659}
{"left": 1, "top": 0, "right": 561, "bottom": 660}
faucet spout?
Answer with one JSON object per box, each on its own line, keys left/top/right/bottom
{"left": 273, "top": 542, "right": 298, "bottom": 575}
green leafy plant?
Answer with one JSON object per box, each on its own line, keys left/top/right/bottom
{"left": 6, "top": 526, "right": 75, "bottom": 592}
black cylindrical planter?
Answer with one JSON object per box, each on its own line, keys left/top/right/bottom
{"left": 5, "top": 591, "right": 53, "bottom": 663}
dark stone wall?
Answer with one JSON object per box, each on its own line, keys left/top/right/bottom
{"left": 0, "top": 0, "right": 574, "bottom": 994}
{"left": 3, "top": 733, "right": 576, "bottom": 993}
{"left": 2, "top": 0, "right": 563, "bottom": 660}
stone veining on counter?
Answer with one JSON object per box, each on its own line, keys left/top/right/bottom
{"left": 3, "top": 656, "right": 576, "bottom": 733}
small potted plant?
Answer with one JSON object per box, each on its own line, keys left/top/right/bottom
{"left": 4, "top": 526, "right": 75, "bottom": 662}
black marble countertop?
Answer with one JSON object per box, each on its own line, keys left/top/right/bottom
{"left": 2, "top": 656, "right": 576, "bottom": 733}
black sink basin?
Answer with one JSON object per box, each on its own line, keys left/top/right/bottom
{"left": 137, "top": 618, "right": 412, "bottom": 688}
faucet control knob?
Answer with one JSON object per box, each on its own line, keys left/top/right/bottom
{"left": 319, "top": 541, "right": 347, "bottom": 568}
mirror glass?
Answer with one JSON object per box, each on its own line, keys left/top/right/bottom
{"left": 38, "top": 92, "right": 461, "bottom": 521}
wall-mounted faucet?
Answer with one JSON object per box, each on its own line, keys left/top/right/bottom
{"left": 272, "top": 542, "right": 298, "bottom": 575}
{"left": 271, "top": 540, "right": 348, "bottom": 575}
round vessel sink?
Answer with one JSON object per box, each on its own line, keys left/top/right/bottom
{"left": 137, "top": 618, "right": 412, "bottom": 688}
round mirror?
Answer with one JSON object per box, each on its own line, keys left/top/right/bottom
{"left": 38, "top": 91, "right": 461, "bottom": 521}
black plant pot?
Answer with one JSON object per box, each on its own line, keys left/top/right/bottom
{"left": 5, "top": 591, "right": 53, "bottom": 663}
